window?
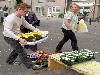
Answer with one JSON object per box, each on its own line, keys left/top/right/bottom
{"left": 53, "top": 7, "right": 56, "bottom": 12}
{"left": 52, "top": 6, "right": 60, "bottom": 13}
{"left": 47, "top": 0, "right": 55, "bottom": 2}
{"left": 36, "top": 7, "right": 41, "bottom": 13}
{"left": 38, "top": 0, "right": 44, "bottom": 3}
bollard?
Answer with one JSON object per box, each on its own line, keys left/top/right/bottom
{"left": 89, "top": 18, "right": 91, "bottom": 25}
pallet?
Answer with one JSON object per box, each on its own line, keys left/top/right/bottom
{"left": 48, "top": 54, "right": 100, "bottom": 75}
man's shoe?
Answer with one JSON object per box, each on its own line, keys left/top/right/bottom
{"left": 32, "top": 64, "right": 42, "bottom": 70}
{"left": 7, "top": 61, "right": 21, "bottom": 65}
{"left": 55, "top": 50, "right": 62, "bottom": 53}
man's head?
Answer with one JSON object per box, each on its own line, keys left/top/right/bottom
{"left": 16, "top": 3, "right": 31, "bottom": 16}
{"left": 69, "top": 3, "right": 79, "bottom": 14}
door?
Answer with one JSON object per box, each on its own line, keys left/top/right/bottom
{"left": 47, "top": 7, "right": 52, "bottom": 17}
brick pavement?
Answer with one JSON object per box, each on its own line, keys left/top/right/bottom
{"left": 0, "top": 18, "right": 100, "bottom": 75}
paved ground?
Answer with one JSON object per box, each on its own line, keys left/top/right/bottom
{"left": 0, "top": 17, "right": 100, "bottom": 75}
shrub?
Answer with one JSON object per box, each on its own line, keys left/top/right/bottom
{"left": 3, "top": 5, "right": 8, "bottom": 11}
{"left": 58, "top": 13, "right": 64, "bottom": 18}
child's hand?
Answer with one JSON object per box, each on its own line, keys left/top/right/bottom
{"left": 19, "top": 38, "right": 27, "bottom": 44}
{"left": 72, "top": 29, "right": 77, "bottom": 33}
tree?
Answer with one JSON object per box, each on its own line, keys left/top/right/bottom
{"left": 16, "top": 0, "right": 22, "bottom": 4}
{"left": 3, "top": 5, "right": 8, "bottom": 11}
{"left": 15, "top": 0, "right": 23, "bottom": 9}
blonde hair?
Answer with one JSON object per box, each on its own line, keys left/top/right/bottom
{"left": 68, "top": 3, "right": 79, "bottom": 11}
{"left": 16, "top": 3, "right": 31, "bottom": 10}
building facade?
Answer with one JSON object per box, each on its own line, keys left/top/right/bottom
{"left": 95, "top": 0, "right": 100, "bottom": 18}
{"left": 0, "top": 0, "right": 16, "bottom": 13}
{"left": 24, "top": 0, "right": 65, "bottom": 17}
{"left": 72, "top": 0, "right": 100, "bottom": 18}
{"left": 86, "top": 0, "right": 100, "bottom": 18}
{"left": 30, "top": 0, "right": 99, "bottom": 18}
{"left": 32, "top": 0, "right": 86, "bottom": 17}
{"left": 0, "top": 0, "right": 99, "bottom": 18}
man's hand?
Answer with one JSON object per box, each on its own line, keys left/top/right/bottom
{"left": 18, "top": 38, "right": 27, "bottom": 44}
{"left": 72, "top": 29, "right": 77, "bottom": 33}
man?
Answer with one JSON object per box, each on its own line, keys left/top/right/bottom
{"left": 20, "top": 12, "right": 40, "bottom": 33}
{"left": 55, "top": 3, "right": 79, "bottom": 53}
{"left": 27, "top": 12, "right": 40, "bottom": 27}
{"left": 3, "top": 3, "right": 41, "bottom": 70}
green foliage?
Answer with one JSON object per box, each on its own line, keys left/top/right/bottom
{"left": 58, "top": 13, "right": 64, "bottom": 18}
{"left": 97, "top": 15, "right": 100, "bottom": 18}
{"left": 83, "top": 12, "right": 88, "bottom": 16}
{"left": 15, "top": 0, "right": 23, "bottom": 9}
{"left": 34, "top": 34, "right": 42, "bottom": 40}
{"left": 60, "top": 49, "right": 96, "bottom": 66}
{"left": 27, "top": 36, "right": 35, "bottom": 42}
{"left": 3, "top": 5, "right": 8, "bottom": 11}
{"left": 79, "top": 12, "right": 88, "bottom": 17}
{"left": 16, "top": 0, "right": 23, "bottom": 4}
{"left": 79, "top": 73, "right": 85, "bottom": 75}
{"left": 0, "top": 7, "right": 2, "bottom": 9}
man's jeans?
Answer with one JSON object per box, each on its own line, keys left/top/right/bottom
{"left": 56, "top": 28, "right": 78, "bottom": 51}
{"left": 4, "top": 37, "right": 33, "bottom": 68}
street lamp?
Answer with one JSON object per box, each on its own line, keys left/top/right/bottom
{"left": 31, "top": 0, "right": 32, "bottom": 11}
{"left": 64, "top": 0, "right": 67, "bottom": 14}
{"left": 66, "top": 0, "right": 72, "bottom": 11}
{"left": 64, "top": 0, "right": 72, "bottom": 14}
